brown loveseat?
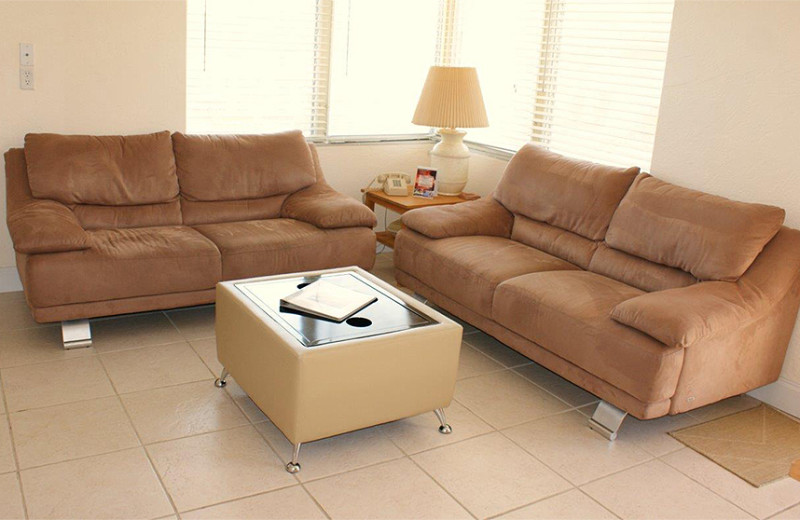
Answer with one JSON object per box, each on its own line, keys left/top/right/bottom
{"left": 395, "top": 144, "right": 800, "bottom": 438}
{"left": 5, "top": 130, "right": 376, "bottom": 348}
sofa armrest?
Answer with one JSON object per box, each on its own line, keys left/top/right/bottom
{"left": 401, "top": 197, "right": 513, "bottom": 239}
{"left": 7, "top": 200, "right": 90, "bottom": 254}
{"left": 281, "top": 182, "right": 377, "bottom": 229}
{"left": 612, "top": 226, "right": 800, "bottom": 347}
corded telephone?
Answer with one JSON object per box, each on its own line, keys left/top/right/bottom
{"left": 362, "top": 173, "right": 411, "bottom": 197}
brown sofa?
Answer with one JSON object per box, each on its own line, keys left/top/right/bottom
{"left": 5, "top": 130, "right": 377, "bottom": 348}
{"left": 395, "top": 144, "right": 800, "bottom": 438}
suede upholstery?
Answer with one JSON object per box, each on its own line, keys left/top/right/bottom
{"left": 493, "top": 144, "right": 639, "bottom": 240}
{"left": 606, "top": 174, "right": 785, "bottom": 281}
{"left": 194, "top": 219, "right": 376, "bottom": 281}
{"left": 6, "top": 131, "right": 376, "bottom": 323}
{"left": 394, "top": 143, "right": 800, "bottom": 421}
{"left": 401, "top": 197, "right": 513, "bottom": 239}
{"left": 24, "top": 131, "right": 178, "bottom": 205}
{"left": 7, "top": 200, "right": 90, "bottom": 254}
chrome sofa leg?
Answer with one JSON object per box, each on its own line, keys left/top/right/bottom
{"left": 214, "top": 368, "right": 229, "bottom": 388}
{"left": 434, "top": 408, "right": 452, "bottom": 434}
{"left": 61, "top": 319, "right": 92, "bottom": 350}
{"left": 286, "top": 442, "right": 302, "bottom": 473}
{"left": 589, "top": 401, "right": 628, "bottom": 441}
{"left": 412, "top": 293, "right": 429, "bottom": 304}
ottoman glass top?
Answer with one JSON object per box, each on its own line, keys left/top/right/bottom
{"left": 234, "top": 271, "right": 436, "bottom": 347}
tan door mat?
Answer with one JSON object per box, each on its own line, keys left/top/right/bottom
{"left": 670, "top": 403, "right": 800, "bottom": 487}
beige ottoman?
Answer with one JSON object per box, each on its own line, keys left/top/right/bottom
{"left": 214, "top": 267, "right": 462, "bottom": 473}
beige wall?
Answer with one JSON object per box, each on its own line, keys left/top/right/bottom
{"left": 651, "top": 0, "right": 800, "bottom": 396}
{"left": 0, "top": 0, "right": 188, "bottom": 270}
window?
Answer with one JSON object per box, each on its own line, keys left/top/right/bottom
{"left": 187, "top": 0, "right": 673, "bottom": 168}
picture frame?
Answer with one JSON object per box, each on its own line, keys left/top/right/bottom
{"left": 412, "top": 166, "right": 438, "bottom": 198}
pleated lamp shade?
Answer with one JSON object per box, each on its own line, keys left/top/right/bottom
{"left": 412, "top": 66, "right": 489, "bottom": 129}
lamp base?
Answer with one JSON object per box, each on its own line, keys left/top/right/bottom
{"left": 430, "top": 129, "right": 469, "bottom": 196}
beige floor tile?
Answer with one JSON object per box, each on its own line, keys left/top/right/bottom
{"left": 0, "top": 472, "right": 25, "bottom": 519}
{"left": 503, "top": 411, "right": 652, "bottom": 485}
{"left": 91, "top": 312, "right": 184, "bottom": 353}
{"left": 0, "top": 326, "right": 96, "bottom": 369}
{"left": 21, "top": 447, "right": 173, "bottom": 520}
{"left": 224, "top": 376, "right": 269, "bottom": 423}
{"left": 458, "top": 343, "right": 505, "bottom": 380}
{"left": 413, "top": 432, "right": 571, "bottom": 518}
{"left": 581, "top": 459, "right": 753, "bottom": 519}
{"left": 663, "top": 448, "right": 800, "bottom": 519}
{"left": 430, "top": 305, "right": 478, "bottom": 334}
{"left": 101, "top": 341, "right": 213, "bottom": 394}
{"left": 773, "top": 503, "right": 800, "bottom": 519}
{"left": 10, "top": 396, "right": 139, "bottom": 469}
{"left": 371, "top": 265, "right": 397, "bottom": 285}
{"left": 463, "top": 333, "right": 530, "bottom": 367}
{"left": 190, "top": 337, "right": 223, "bottom": 376}
{"left": 620, "top": 411, "right": 700, "bottom": 457}
{"left": 2, "top": 356, "right": 113, "bottom": 412}
{"left": 455, "top": 370, "right": 570, "bottom": 429}
{"left": 166, "top": 305, "right": 216, "bottom": 341}
{"left": 183, "top": 486, "right": 326, "bottom": 519}
{"left": 0, "top": 415, "right": 15, "bottom": 473}
{"left": 255, "top": 421, "right": 404, "bottom": 482}
{"left": 0, "top": 379, "right": 5, "bottom": 415}
{"left": 514, "top": 363, "right": 599, "bottom": 408}
{"left": 147, "top": 425, "right": 295, "bottom": 512}
{"left": 380, "top": 400, "right": 493, "bottom": 455}
{"left": 306, "top": 457, "right": 471, "bottom": 519}
{"left": 687, "top": 394, "right": 762, "bottom": 423}
{"left": 0, "top": 300, "right": 42, "bottom": 332}
{"left": 121, "top": 380, "right": 248, "bottom": 444}
{"left": 497, "top": 489, "right": 616, "bottom": 519}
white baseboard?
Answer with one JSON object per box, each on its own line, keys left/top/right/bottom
{"left": 0, "top": 266, "right": 22, "bottom": 293}
{"left": 748, "top": 377, "right": 800, "bottom": 419}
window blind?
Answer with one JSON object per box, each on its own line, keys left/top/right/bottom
{"left": 453, "top": 0, "right": 673, "bottom": 169}
{"left": 186, "top": 0, "right": 330, "bottom": 138}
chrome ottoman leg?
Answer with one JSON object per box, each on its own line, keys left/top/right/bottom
{"left": 434, "top": 408, "right": 452, "bottom": 434}
{"left": 286, "top": 443, "right": 302, "bottom": 474}
{"left": 214, "top": 368, "right": 229, "bottom": 388}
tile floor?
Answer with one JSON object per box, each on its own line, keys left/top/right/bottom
{"left": 0, "top": 253, "right": 798, "bottom": 519}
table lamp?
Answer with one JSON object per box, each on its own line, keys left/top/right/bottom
{"left": 412, "top": 66, "right": 488, "bottom": 195}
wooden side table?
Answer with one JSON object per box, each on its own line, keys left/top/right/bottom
{"left": 363, "top": 187, "right": 479, "bottom": 248}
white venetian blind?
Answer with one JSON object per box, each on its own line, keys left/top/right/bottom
{"left": 455, "top": 0, "right": 673, "bottom": 169}
{"left": 326, "top": 0, "right": 439, "bottom": 137}
{"left": 186, "top": 0, "right": 330, "bottom": 138}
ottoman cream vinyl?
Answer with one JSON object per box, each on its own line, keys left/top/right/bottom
{"left": 214, "top": 267, "right": 462, "bottom": 473}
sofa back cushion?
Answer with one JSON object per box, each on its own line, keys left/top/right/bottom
{"left": 494, "top": 144, "right": 639, "bottom": 240}
{"left": 606, "top": 174, "right": 785, "bottom": 281}
{"left": 511, "top": 215, "right": 598, "bottom": 269}
{"left": 24, "top": 131, "right": 178, "bottom": 206}
{"left": 172, "top": 131, "right": 317, "bottom": 202}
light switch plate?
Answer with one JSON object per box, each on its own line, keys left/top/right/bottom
{"left": 19, "top": 43, "right": 34, "bottom": 66}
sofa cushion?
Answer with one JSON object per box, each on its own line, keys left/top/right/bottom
{"left": 492, "top": 271, "right": 684, "bottom": 403}
{"left": 173, "top": 131, "right": 317, "bottom": 202}
{"left": 393, "top": 230, "right": 579, "bottom": 316}
{"left": 193, "top": 219, "right": 376, "bottom": 280}
{"left": 588, "top": 243, "right": 697, "bottom": 293}
{"left": 23, "top": 226, "right": 221, "bottom": 308}
{"left": 510, "top": 215, "right": 598, "bottom": 269}
{"left": 606, "top": 174, "right": 785, "bottom": 281}
{"left": 24, "top": 131, "right": 178, "bottom": 206}
{"left": 494, "top": 144, "right": 639, "bottom": 240}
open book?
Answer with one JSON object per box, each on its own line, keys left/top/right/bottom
{"left": 280, "top": 280, "right": 377, "bottom": 322}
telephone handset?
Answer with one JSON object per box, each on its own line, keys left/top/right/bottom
{"left": 362, "top": 173, "right": 411, "bottom": 197}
